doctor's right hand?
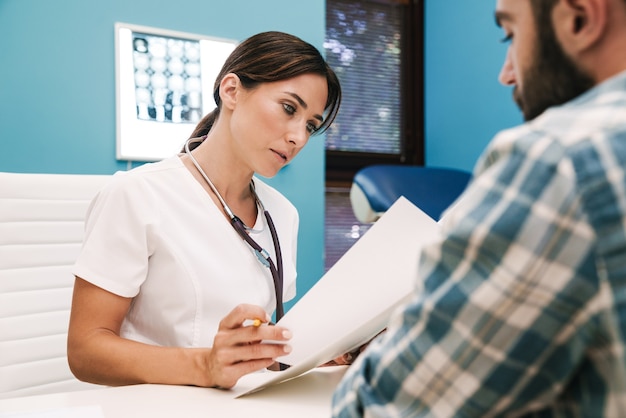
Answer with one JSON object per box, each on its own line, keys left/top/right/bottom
{"left": 203, "top": 303, "right": 292, "bottom": 389}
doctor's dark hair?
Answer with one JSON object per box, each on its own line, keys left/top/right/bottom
{"left": 184, "top": 31, "right": 341, "bottom": 150}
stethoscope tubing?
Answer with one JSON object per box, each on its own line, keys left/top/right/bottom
{"left": 185, "top": 137, "right": 285, "bottom": 322}
{"left": 230, "top": 214, "right": 284, "bottom": 321}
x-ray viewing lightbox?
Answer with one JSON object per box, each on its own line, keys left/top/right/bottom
{"left": 115, "top": 22, "right": 237, "bottom": 161}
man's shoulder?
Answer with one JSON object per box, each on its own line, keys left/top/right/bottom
{"left": 485, "top": 75, "right": 626, "bottom": 167}
{"left": 534, "top": 71, "right": 626, "bottom": 145}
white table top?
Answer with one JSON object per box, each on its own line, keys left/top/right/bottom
{"left": 0, "top": 366, "right": 348, "bottom": 418}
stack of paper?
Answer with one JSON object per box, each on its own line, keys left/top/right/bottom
{"left": 235, "top": 196, "right": 441, "bottom": 397}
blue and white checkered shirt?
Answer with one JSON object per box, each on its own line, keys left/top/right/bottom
{"left": 332, "top": 70, "right": 626, "bottom": 418}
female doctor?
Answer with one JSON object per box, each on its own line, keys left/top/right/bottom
{"left": 67, "top": 31, "right": 342, "bottom": 390}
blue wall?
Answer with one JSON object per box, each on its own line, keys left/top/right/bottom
{"left": 424, "top": 1, "right": 523, "bottom": 171}
{"left": 0, "top": 0, "right": 325, "bottom": 309}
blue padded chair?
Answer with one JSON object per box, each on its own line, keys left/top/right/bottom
{"left": 350, "top": 165, "right": 472, "bottom": 223}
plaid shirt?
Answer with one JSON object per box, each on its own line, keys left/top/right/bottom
{"left": 332, "top": 70, "right": 626, "bottom": 418}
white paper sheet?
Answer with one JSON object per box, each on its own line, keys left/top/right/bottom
{"left": 234, "top": 196, "right": 441, "bottom": 397}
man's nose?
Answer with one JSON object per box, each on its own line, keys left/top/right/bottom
{"left": 499, "top": 49, "right": 516, "bottom": 86}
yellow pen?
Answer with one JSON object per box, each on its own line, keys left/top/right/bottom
{"left": 243, "top": 318, "right": 264, "bottom": 327}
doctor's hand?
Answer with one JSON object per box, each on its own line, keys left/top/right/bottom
{"left": 204, "top": 304, "right": 292, "bottom": 389}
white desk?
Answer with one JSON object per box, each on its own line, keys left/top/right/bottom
{"left": 0, "top": 367, "right": 347, "bottom": 418}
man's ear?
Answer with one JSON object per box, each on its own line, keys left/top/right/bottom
{"left": 218, "top": 73, "right": 240, "bottom": 110}
{"left": 553, "top": 0, "right": 608, "bottom": 53}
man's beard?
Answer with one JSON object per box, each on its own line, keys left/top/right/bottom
{"left": 515, "top": 20, "right": 595, "bottom": 121}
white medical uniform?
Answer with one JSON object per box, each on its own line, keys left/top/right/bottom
{"left": 72, "top": 156, "right": 298, "bottom": 347}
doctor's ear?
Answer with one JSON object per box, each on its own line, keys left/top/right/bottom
{"left": 218, "top": 73, "right": 241, "bottom": 110}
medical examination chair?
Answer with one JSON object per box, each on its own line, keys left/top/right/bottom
{"left": 350, "top": 164, "right": 472, "bottom": 223}
{"left": 0, "top": 172, "right": 109, "bottom": 399}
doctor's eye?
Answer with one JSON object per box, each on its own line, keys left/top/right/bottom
{"left": 306, "top": 122, "right": 319, "bottom": 135}
{"left": 283, "top": 103, "right": 296, "bottom": 115}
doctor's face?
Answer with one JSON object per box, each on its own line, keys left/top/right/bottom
{"left": 496, "top": 0, "right": 594, "bottom": 121}
{"left": 230, "top": 73, "right": 328, "bottom": 178}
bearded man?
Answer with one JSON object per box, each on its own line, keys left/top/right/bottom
{"left": 332, "top": 0, "right": 626, "bottom": 416}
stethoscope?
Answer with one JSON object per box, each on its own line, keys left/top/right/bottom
{"left": 184, "top": 137, "right": 285, "bottom": 322}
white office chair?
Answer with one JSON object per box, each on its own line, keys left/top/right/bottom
{"left": 0, "top": 171, "right": 110, "bottom": 399}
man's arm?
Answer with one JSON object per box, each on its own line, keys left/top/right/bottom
{"left": 332, "top": 135, "right": 603, "bottom": 417}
